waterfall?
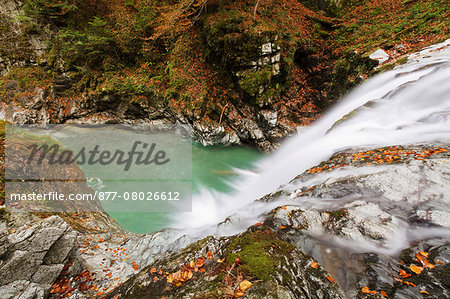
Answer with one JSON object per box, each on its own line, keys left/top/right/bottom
{"left": 172, "top": 39, "right": 450, "bottom": 238}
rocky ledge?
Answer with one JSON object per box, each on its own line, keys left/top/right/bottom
{"left": 1, "top": 143, "right": 447, "bottom": 298}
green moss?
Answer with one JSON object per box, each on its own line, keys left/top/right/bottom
{"left": 328, "top": 110, "right": 358, "bottom": 132}
{"left": 325, "top": 209, "right": 348, "bottom": 222}
{"left": 333, "top": 0, "right": 448, "bottom": 53}
{"left": 397, "top": 56, "right": 408, "bottom": 65}
{"left": 371, "top": 56, "right": 409, "bottom": 75}
{"left": 0, "top": 120, "right": 6, "bottom": 138}
{"left": 225, "top": 230, "right": 294, "bottom": 281}
{"left": 238, "top": 67, "right": 272, "bottom": 96}
{"left": 0, "top": 66, "right": 51, "bottom": 93}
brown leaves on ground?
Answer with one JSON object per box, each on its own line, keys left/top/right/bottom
{"left": 232, "top": 278, "right": 253, "bottom": 297}
{"left": 239, "top": 280, "right": 252, "bottom": 292}
{"left": 305, "top": 146, "right": 448, "bottom": 176}
{"left": 399, "top": 269, "right": 411, "bottom": 278}
{"left": 409, "top": 264, "right": 424, "bottom": 275}
{"left": 150, "top": 251, "right": 256, "bottom": 298}
{"left": 51, "top": 264, "right": 100, "bottom": 298}
{"left": 326, "top": 275, "right": 335, "bottom": 283}
{"left": 361, "top": 286, "right": 377, "bottom": 294}
{"left": 415, "top": 253, "right": 435, "bottom": 269}
{"left": 357, "top": 250, "right": 445, "bottom": 296}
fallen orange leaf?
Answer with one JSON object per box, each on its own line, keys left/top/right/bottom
{"left": 326, "top": 275, "right": 335, "bottom": 283}
{"left": 362, "top": 286, "right": 377, "bottom": 294}
{"left": 394, "top": 277, "right": 403, "bottom": 283}
{"left": 235, "top": 290, "right": 245, "bottom": 298}
{"left": 239, "top": 280, "right": 252, "bottom": 292}
{"left": 419, "top": 251, "right": 429, "bottom": 258}
{"left": 310, "top": 262, "right": 319, "bottom": 269}
{"left": 380, "top": 290, "right": 388, "bottom": 297}
{"left": 196, "top": 257, "right": 206, "bottom": 267}
{"left": 420, "top": 290, "right": 430, "bottom": 295}
{"left": 166, "top": 274, "right": 173, "bottom": 283}
{"left": 415, "top": 254, "right": 435, "bottom": 269}
{"left": 207, "top": 251, "right": 213, "bottom": 259}
{"left": 150, "top": 268, "right": 157, "bottom": 273}
{"left": 409, "top": 264, "right": 424, "bottom": 275}
{"left": 399, "top": 269, "right": 411, "bottom": 278}
{"left": 280, "top": 225, "right": 287, "bottom": 229}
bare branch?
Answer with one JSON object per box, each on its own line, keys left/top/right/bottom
{"left": 253, "top": 0, "right": 260, "bottom": 17}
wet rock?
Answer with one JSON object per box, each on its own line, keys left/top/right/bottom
{"left": 109, "top": 229, "right": 345, "bottom": 298}
{"left": 369, "top": 49, "right": 390, "bottom": 65}
{"left": 258, "top": 145, "right": 450, "bottom": 296}
{"left": 259, "top": 110, "right": 278, "bottom": 129}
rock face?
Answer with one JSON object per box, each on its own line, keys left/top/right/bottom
{"left": 109, "top": 229, "right": 345, "bottom": 299}
{"left": 0, "top": 144, "right": 448, "bottom": 298}
{"left": 259, "top": 145, "right": 450, "bottom": 297}
{"left": 0, "top": 0, "right": 46, "bottom": 76}
{"left": 0, "top": 215, "right": 81, "bottom": 298}
{"left": 0, "top": 87, "right": 287, "bottom": 151}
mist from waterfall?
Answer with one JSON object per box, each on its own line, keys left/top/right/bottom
{"left": 171, "top": 39, "right": 450, "bottom": 242}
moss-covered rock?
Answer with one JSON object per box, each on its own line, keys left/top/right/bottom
{"left": 108, "top": 227, "right": 345, "bottom": 298}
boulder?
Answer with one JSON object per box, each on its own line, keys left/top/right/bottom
{"left": 0, "top": 216, "right": 80, "bottom": 297}
{"left": 109, "top": 229, "right": 346, "bottom": 298}
{"left": 369, "top": 49, "right": 390, "bottom": 65}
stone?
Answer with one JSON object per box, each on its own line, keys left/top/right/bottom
{"left": 261, "top": 42, "right": 272, "bottom": 54}
{"left": 0, "top": 233, "right": 8, "bottom": 258}
{"left": 369, "top": 48, "right": 390, "bottom": 65}
{"left": 109, "top": 230, "right": 346, "bottom": 298}
{"left": 43, "top": 231, "right": 77, "bottom": 264}
{"left": 271, "top": 53, "right": 281, "bottom": 63}
{"left": 31, "top": 264, "right": 64, "bottom": 285}
{"left": 4, "top": 80, "right": 18, "bottom": 90}
{"left": 0, "top": 216, "right": 79, "bottom": 296}
{"left": 0, "top": 250, "right": 40, "bottom": 284}
{"left": 259, "top": 145, "right": 450, "bottom": 296}
{"left": 272, "top": 63, "right": 280, "bottom": 75}
{"left": 259, "top": 110, "right": 278, "bottom": 128}
{"left": 53, "top": 74, "right": 72, "bottom": 92}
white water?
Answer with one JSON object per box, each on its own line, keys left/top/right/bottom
{"left": 172, "top": 40, "right": 450, "bottom": 239}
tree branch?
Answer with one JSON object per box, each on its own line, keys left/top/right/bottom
{"left": 253, "top": 0, "right": 260, "bottom": 17}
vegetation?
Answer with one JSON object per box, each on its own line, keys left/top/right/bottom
{"left": 226, "top": 229, "right": 294, "bottom": 280}
{"left": 0, "top": 0, "right": 447, "bottom": 127}
{"left": 333, "top": 0, "right": 449, "bottom": 54}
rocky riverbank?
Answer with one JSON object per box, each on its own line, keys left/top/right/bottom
{"left": 0, "top": 142, "right": 448, "bottom": 298}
